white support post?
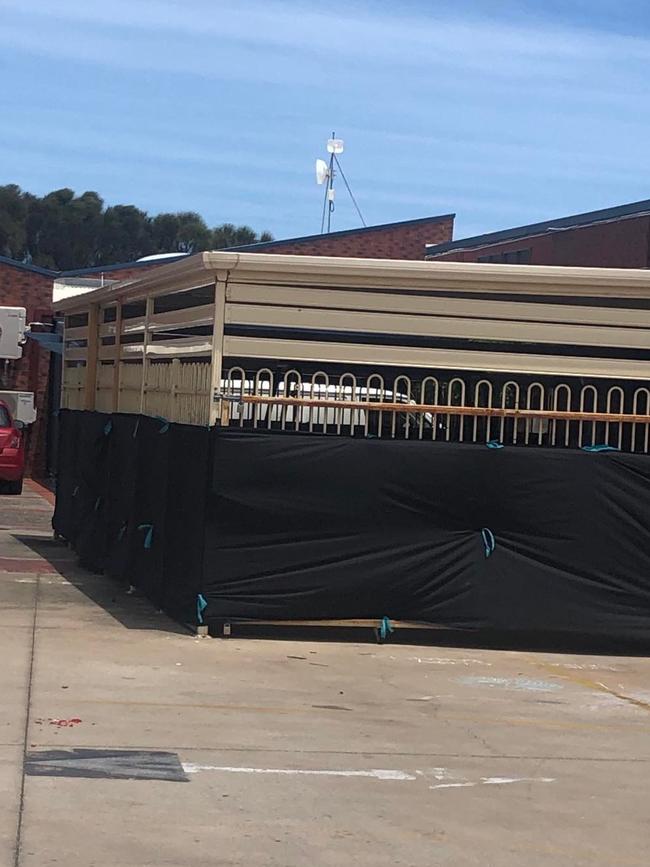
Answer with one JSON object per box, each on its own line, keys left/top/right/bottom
{"left": 60, "top": 315, "right": 67, "bottom": 410}
{"left": 84, "top": 303, "right": 100, "bottom": 411}
{"left": 111, "top": 301, "right": 122, "bottom": 413}
{"left": 139, "top": 295, "right": 153, "bottom": 415}
{"left": 208, "top": 275, "right": 227, "bottom": 427}
{"left": 170, "top": 357, "right": 181, "bottom": 422}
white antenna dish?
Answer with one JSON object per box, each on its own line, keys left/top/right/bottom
{"left": 315, "top": 158, "right": 329, "bottom": 185}
{"left": 316, "top": 132, "right": 365, "bottom": 234}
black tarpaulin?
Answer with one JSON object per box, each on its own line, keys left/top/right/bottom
{"left": 74, "top": 411, "right": 112, "bottom": 571}
{"left": 159, "top": 422, "right": 210, "bottom": 623}
{"left": 124, "top": 415, "right": 171, "bottom": 606}
{"left": 54, "top": 411, "right": 209, "bottom": 627}
{"left": 54, "top": 414, "right": 650, "bottom": 648}
{"left": 52, "top": 409, "right": 81, "bottom": 541}
{"left": 104, "top": 414, "right": 141, "bottom": 582}
{"left": 202, "top": 430, "right": 650, "bottom": 645}
{"left": 53, "top": 410, "right": 111, "bottom": 561}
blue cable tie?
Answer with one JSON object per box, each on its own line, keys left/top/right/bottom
{"left": 137, "top": 523, "right": 154, "bottom": 549}
{"left": 581, "top": 444, "right": 619, "bottom": 453}
{"left": 197, "top": 594, "right": 208, "bottom": 624}
{"left": 481, "top": 528, "right": 496, "bottom": 558}
{"left": 487, "top": 439, "right": 504, "bottom": 449}
{"left": 103, "top": 420, "right": 113, "bottom": 435}
{"left": 379, "top": 616, "right": 394, "bottom": 640}
{"left": 155, "top": 416, "right": 170, "bottom": 434}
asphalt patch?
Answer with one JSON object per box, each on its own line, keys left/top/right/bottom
{"left": 25, "top": 748, "right": 188, "bottom": 782}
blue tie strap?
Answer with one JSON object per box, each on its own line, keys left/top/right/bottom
{"left": 481, "top": 528, "right": 496, "bottom": 558}
{"left": 137, "top": 523, "right": 154, "bottom": 549}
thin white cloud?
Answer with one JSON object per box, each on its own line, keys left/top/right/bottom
{"left": 2, "top": 0, "right": 649, "bottom": 86}
{"left": 2, "top": 0, "right": 649, "bottom": 237}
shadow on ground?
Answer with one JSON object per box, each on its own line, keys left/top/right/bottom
{"left": 13, "top": 533, "right": 650, "bottom": 656}
{"left": 12, "top": 533, "right": 191, "bottom": 636}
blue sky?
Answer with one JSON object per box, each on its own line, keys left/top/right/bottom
{"left": 1, "top": 0, "right": 649, "bottom": 241}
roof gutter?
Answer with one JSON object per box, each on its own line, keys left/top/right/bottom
{"left": 55, "top": 250, "right": 650, "bottom": 312}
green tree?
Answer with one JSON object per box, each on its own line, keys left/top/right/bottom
{"left": 175, "top": 212, "right": 212, "bottom": 253}
{"left": 210, "top": 223, "right": 273, "bottom": 248}
{"left": 98, "top": 204, "right": 153, "bottom": 264}
{"left": 22, "top": 188, "right": 105, "bottom": 270}
{"left": 0, "top": 184, "right": 274, "bottom": 268}
{"left": 69, "top": 191, "right": 104, "bottom": 268}
{"left": 152, "top": 211, "right": 211, "bottom": 254}
{"left": 0, "top": 184, "right": 28, "bottom": 259}
{"left": 24, "top": 188, "right": 76, "bottom": 269}
{"left": 150, "top": 212, "right": 181, "bottom": 252}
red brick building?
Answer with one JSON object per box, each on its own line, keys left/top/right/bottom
{"left": 229, "top": 214, "right": 455, "bottom": 259}
{"left": 426, "top": 199, "right": 650, "bottom": 267}
{"left": 0, "top": 258, "right": 57, "bottom": 476}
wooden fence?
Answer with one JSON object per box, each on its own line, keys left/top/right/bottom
{"left": 63, "top": 360, "right": 211, "bottom": 425}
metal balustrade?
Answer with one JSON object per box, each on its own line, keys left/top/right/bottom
{"left": 221, "top": 366, "right": 650, "bottom": 453}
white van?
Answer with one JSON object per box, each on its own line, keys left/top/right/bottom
{"left": 222, "top": 380, "right": 434, "bottom": 436}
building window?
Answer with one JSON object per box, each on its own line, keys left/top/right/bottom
{"left": 477, "top": 248, "right": 532, "bottom": 264}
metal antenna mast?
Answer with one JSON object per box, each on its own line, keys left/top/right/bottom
{"left": 315, "top": 133, "right": 365, "bottom": 233}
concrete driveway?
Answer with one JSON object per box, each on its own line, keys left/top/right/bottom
{"left": 2, "top": 483, "right": 649, "bottom": 866}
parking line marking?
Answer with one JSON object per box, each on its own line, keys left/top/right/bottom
{"left": 182, "top": 764, "right": 416, "bottom": 780}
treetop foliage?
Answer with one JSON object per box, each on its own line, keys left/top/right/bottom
{"left": 0, "top": 184, "right": 273, "bottom": 270}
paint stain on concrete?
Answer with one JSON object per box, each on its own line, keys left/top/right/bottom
{"left": 459, "top": 676, "right": 562, "bottom": 692}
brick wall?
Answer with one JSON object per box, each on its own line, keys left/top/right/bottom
{"left": 429, "top": 215, "right": 650, "bottom": 268}
{"left": 0, "top": 262, "right": 54, "bottom": 478}
{"left": 250, "top": 216, "right": 454, "bottom": 261}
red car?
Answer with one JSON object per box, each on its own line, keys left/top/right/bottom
{"left": 0, "top": 401, "right": 24, "bottom": 494}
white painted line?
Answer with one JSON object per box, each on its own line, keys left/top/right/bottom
{"left": 430, "top": 776, "right": 555, "bottom": 790}
{"left": 481, "top": 777, "right": 555, "bottom": 785}
{"left": 548, "top": 662, "right": 620, "bottom": 672}
{"left": 182, "top": 764, "right": 417, "bottom": 781}
{"left": 182, "top": 764, "right": 556, "bottom": 790}
{"left": 430, "top": 782, "right": 476, "bottom": 789}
